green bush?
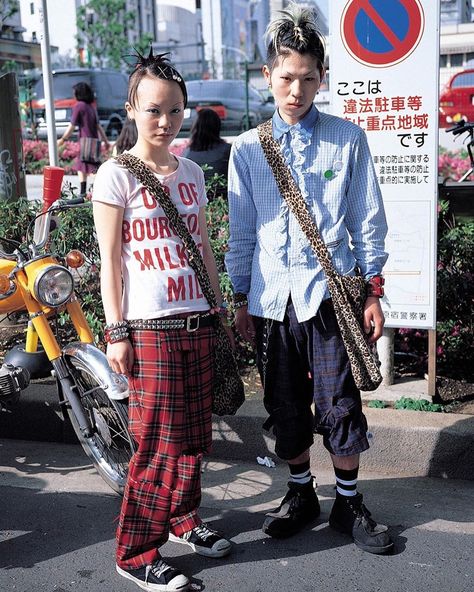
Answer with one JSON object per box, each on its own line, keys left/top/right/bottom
{"left": 0, "top": 197, "right": 39, "bottom": 243}
{"left": 395, "top": 203, "right": 474, "bottom": 383}
{"left": 394, "top": 397, "right": 444, "bottom": 413}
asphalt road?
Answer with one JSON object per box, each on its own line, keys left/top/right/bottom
{"left": 1, "top": 438, "right": 473, "bottom": 592}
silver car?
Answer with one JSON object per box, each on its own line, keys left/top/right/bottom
{"left": 182, "top": 79, "right": 275, "bottom": 133}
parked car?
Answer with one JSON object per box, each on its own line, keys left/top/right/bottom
{"left": 439, "top": 69, "right": 474, "bottom": 128}
{"left": 30, "top": 68, "right": 128, "bottom": 140}
{"left": 182, "top": 79, "right": 275, "bottom": 133}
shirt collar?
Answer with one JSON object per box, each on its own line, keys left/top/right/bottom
{"left": 272, "top": 104, "right": 319, "bottom": 140}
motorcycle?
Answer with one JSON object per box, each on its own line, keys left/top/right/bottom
{"left": 0, "top": 166, "right": 134, "bottom": 494}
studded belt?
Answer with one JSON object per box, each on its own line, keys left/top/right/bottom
{"left": 128, "top": 312, "right": 215, "bottom": 333}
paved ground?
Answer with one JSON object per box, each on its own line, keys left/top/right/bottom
{"left": 8, "top": 169, "right": 472, "bottom": 591}
{"left": 0, "top": 438, "right": 473, "bottom": 592}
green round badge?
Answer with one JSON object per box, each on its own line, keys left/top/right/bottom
{"left": 324, "top": 169, "right": 334, "bottom": 179}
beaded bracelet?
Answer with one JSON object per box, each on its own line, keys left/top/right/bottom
{"left": 233, "top": 292, "right": 248, "bottom": 309}
{"left": 233, "top": 299, "right": 248, "bottom": 309}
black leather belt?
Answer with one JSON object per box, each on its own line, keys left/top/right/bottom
{"left": 128, "top": 312, "right": 215, "bottom": 333}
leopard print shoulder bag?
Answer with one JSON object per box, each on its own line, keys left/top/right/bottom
{"left": 257, "top": 120, "right": 382, "bottom": 392}
{"left": 115, "top": 153, "right": 245, "bottom": 415}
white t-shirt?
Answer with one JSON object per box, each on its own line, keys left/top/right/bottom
{"left": 92, "top": 155, "right": 210, "bottom": 320}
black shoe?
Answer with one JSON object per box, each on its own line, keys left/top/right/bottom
{"left": 169, "top": 523, "right": 231, "bottom": 558}
{"left": 329, "top": 492, "right": 393, "bottom": 554}
{"left": 262, "top": 479, "right": 321, "bottom": 539}
{"left": 116, "top": 559, "right": 190, "bottom": 591}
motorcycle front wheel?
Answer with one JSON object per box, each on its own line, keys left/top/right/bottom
{"left": 64, "top": 360, "right": 135, "bottom": 494}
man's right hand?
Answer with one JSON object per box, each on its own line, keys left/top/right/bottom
{"left": 235, "top": 306, "right": 256, "bottom": 346}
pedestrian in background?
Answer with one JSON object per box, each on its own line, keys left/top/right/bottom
{"left": 57, "top": 81, "right": 109, "bottom": 196}
{"left": 93, "top": 50, "right": 231, "bottom": 592}
{"left": 112, "top": 118, "right": 138, "bottom": 156}
{"left": 226, "top": 2, "right": 393, "bottom": 554}
{"left": 183, "top": 108, "right": 231, "bottom": 198}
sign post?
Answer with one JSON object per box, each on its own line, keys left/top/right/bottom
{"left": 330, "top": 0, "right": 440, "bottom": 389}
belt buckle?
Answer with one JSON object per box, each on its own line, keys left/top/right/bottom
{"left": 186, "top": 314, "right": 200, "bottom": 332}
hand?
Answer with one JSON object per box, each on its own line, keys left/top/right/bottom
{"left": 106, "top": 339, "right": 134, "bottom": 376}
{"left": 57, "top": 138, "right": 64, "bottom": 147}
{"left": 363, "top": 297, "right": 385, "bottom": 343}
{"left": 235, "top": 306, "right": 256, "bottom": 346}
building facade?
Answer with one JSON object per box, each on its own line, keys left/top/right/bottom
{"left": 440, "top": 0, "right": 472, "bottom": 24}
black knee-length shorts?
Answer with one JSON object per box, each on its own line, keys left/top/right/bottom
{"left": 255, "top": 299, "right": 369, "bottom": 460}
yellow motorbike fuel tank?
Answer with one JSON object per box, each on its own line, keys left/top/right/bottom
{"left": 0, "top": 259, "right": 24, "bottom": 313}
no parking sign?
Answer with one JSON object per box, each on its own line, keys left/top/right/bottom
{"left": 341, "top": 0, "right": 424, "bottom": 67}
{"left": 330, "top": 0, "right": 440, "bottom": 329}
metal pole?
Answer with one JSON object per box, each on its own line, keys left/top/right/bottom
{"left": 222, "top": 46, "right": 251, "bottom": 129}
{"left": 378, "top": 327, "right": 395, "bottom": 386}
{"left": 36, "top": 0, "right": 58, "bottom": 166}
{"left": 427, "top": 329, "right": 437, "bottom": 398}
{"left": 244, "top": 60, "right": 250, "bottom": 130}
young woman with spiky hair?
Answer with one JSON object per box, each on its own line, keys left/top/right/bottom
{"left": 226, "top": 2, "right": 393, "bottom": 554}
{"left": 92, "top": 50, "right": 231, "bottom": 592}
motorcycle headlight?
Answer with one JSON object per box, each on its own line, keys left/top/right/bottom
{"left": 33, "top": 265, "right": 74, "bottom": 307}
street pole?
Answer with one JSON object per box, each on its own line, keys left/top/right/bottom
{"left": 222, "top": 45, "right": 251, "bottom": 130}
{"left": 244, "top": 60, "right": 250, "bottom": 130}
{"left": 36, "top": 0, "right": 58, "bottom": 166}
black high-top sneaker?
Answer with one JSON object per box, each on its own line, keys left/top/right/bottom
{"left": 262, "top": 478, "right": 320, "bottom": 538}
{"left": 329, "top": 492, "right": 393, "bottom": 554}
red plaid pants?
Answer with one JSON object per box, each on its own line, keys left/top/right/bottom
{"left": 116, "top": 325, "right": 215, "bottom": 569}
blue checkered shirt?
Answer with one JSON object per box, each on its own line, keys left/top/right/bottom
{"left": 225, "top": 105, "right": 388, "bottom": 323}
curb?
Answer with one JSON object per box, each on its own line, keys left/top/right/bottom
{"left": 1, "top": 381, "right": 473, "bottom": 480}
{"left": 212, "top": 397, "right": 474, "bottom": 481}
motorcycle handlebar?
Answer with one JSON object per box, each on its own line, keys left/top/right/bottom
{"left": 32, "top": 198, "right": 91, "bottom": 253}
{"left": 0, "top": 196, "right": 91, "bottom": 261}
{"left": 446, "top": 121, "right": 474, "bottom": 135}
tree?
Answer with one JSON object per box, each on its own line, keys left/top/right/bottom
{"left": 1, "top": 0, "right": 19, "bottom": 32}
{"left": 76, "top": 0, "right": 136, "bottom": 69}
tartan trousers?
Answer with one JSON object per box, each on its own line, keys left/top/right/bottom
{"left": 116, "top": 325, "right": 215, "bottom": 569}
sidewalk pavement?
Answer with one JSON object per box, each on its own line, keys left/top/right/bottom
{"left": 1, "top": 376, "right": 473, "bottom": 481}
{"left": 15, "top": 174, "right": 474, "bottom": 482}
{"left": 0, "top": 438, "right": 473, "bottom": 592}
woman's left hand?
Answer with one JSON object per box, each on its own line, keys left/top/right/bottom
{"left": 363, "top": 296, "right": 385, "bottom": 343}
{"left": 211, "top": 307, "right": 236, "bottom": 349}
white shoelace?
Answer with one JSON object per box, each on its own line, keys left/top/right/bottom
{"left": 192, "top": 524, "right": 216, "bottom": 541}
{"left": 146, "top": 560, "right": 172, "bottom": 582}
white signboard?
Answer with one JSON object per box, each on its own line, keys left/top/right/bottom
{"left": 330, "top": 0, "right": 440, "bottom": 329}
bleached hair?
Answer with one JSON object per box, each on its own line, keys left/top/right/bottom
{"left": 264, "top": 1, "right": 325, "bottom": 71}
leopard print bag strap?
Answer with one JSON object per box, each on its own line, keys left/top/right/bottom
{"left": 257, "top": 120, "right": 382, "bottom": 392}
{"left": 116, "top": 153, "right": 218, "bottom": 309}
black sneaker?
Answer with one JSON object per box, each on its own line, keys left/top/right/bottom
{"left": 169, "top": 523, "right": 231, "bottom": 558}
{"left": 329, "top": 492, "right": 394, "bottom": 554}
{"left": 116, "top": 559, "right": 190, "bottom": 591}
{"left": 262, "top": 479, "right": 321, "bottom": 539}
